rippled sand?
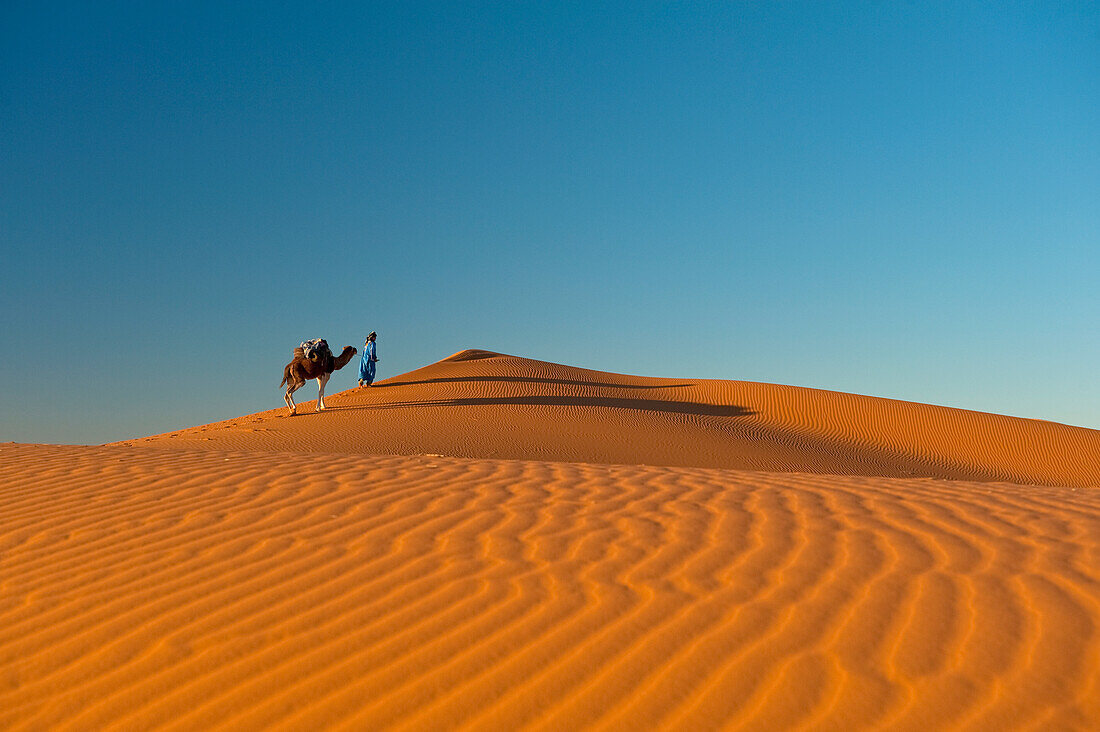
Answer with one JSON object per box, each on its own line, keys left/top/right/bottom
{"left": 4, "top": 351, "right": 1099, "bottom": 729}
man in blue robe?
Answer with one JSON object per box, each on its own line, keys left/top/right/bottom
{"left": 358, "top": 331, "right": 378, "bottom": 386}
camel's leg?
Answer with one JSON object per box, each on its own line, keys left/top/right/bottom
{"left": 317, "top": 373, "right": 331, "bottom": 410}
{"left": 285, "top": 381, "right": 302, "bottom": 415}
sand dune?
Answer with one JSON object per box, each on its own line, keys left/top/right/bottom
{"left": 3, "top": 443, "right": 1099, "bottom": 729}
{"left": 6, "top": 351, "right": 1100, "bottom": 729}
{"left": 128, "top": 349, "right": 1100, "bottom": 487}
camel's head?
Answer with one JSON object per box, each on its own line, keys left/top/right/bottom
{"left": 332, "top": 346, "right": 358, "bottom": 370}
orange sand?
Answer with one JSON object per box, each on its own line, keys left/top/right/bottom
{"left": 4, "top": 351, "right": 1100, "bottom": 729}
{"left": 131, "top": 350, "right": 1098, "bottom": 487}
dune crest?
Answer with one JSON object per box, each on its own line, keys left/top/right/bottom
{"left": 128, "top": 349, "right": 1099, "bottom": 487}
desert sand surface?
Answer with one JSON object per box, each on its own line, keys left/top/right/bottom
{"left": 129, "top": 349, "right": 1099, "bottom": 488}
{"left": 4, "top": 351, "right": 1100, "bottom": 730}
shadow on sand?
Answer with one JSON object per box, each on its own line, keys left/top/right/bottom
{"left": 328, "top": 394, "right": 754, "bottom": 418}
{"left": 372, "top": 375, "right": 695, "bottom": 390}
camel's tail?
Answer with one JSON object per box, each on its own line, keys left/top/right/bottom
{"left": 280, "top": 363, "right": 292, "bottom": 388}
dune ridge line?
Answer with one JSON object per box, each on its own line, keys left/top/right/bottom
{"left": 126, "top": 349, "right": 1100, "bottom": 487}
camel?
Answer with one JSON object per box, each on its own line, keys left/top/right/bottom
{"left": 280, "top": 343, "right": 357, "bottom": 415}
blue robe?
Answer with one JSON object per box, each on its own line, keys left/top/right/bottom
{"left": 359, "top": 341, "right": 377, "bottom": 383}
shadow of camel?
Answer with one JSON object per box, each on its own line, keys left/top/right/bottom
{"left": 372, "top": 375, "right": 694, "bottom": 390}
{"left": 328, "top": 395, "right": 754, "bottom": 418}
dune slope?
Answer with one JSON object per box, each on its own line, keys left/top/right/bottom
{"left": 128, "top": 349, "right": 1100, "bottom": 487}
{"left": 3, "top": 443, "right": 1100, "bottom": 730}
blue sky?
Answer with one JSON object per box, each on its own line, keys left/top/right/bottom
{"left": 2, "top": 2, "right": 1097, "bottom": 443}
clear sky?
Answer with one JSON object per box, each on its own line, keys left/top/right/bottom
{"left": 2, "top": 2, "right": 1097, "bottom": 444}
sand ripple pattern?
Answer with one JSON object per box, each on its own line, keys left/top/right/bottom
{"left": 3, "top": 444, "right": 1100, "bottom": 730}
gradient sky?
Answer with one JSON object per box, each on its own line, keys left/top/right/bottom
{"left": 2, "top": 2, "right": 1098, "bottom": 444}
